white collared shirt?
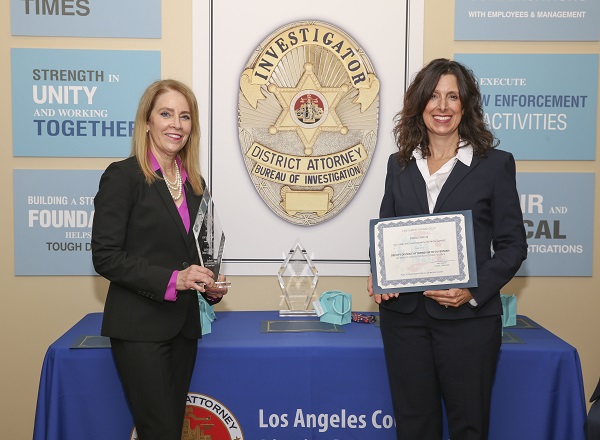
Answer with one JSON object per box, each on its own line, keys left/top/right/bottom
{"left": 413, "top": 141, "right": 473, "bottom": 214}
{"left": 413, "top": 142, "right": 478, "bottom": 306}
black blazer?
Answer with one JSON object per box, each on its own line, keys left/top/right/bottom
{"left": 378, "top": 148, "right": 527, "bottom": 319}
{"left": 92, "top": 156, "right": 205, "bottom": 341}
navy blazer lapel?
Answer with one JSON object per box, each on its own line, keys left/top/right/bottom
{"left": 433, "top": 156, "right": 480, "bottom": 213}
{"left": 407, "top": 160, "right": 430, "bottom": 214}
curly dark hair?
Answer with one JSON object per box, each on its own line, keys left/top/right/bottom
{"left": 392, "top": 58, "right": 498, "bottom": 166}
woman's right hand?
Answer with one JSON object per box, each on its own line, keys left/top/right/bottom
{"left": 176, "top": 264, "right": 215, "bottom": 292}
{"left": 368, "top": 274, "right": 399, "bottom": 304}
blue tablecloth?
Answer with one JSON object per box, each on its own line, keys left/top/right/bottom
{"left": 33, "top": 311, "right": 586, "bottom": 440}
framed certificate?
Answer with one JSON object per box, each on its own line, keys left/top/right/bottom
{"left": 369, "top": 210, "right": 477, "bottom": 293}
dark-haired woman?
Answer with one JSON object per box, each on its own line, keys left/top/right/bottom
{"left": 368, "top": 59, "right": 527, "bottom": 440}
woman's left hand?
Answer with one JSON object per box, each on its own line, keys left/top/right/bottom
{"left": 204, "top": 274, "right": 229, "bottom": 301}
{"left": 367, "top": 274, "right": 399, "bottom": 304}
{"left": 423, "top": 288, "right": 473, "bottom": 308}
{"left": 177, "top": 264, "right": 215, "bottom": 292}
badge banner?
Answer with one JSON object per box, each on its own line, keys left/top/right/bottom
{"left": 238, "top": 21, "right": 379, "bottom": 226}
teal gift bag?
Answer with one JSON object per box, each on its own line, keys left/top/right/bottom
{"left": 198, "top": 295, "right": 216, "bottom": 335}
{"left": 500, "top": 294, "right": 517, "bottom": 328}
{"left": 313, "top": 290, "right": 352, "bottom": 325}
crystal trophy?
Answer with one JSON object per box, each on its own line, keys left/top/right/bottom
{"left": 277, "top": 240, "right": 318, "bottom": 317}
{"left": 192, "top": 190, "right": 230, "bottom": 288}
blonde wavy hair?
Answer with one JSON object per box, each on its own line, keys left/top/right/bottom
{"left": 131, "top": 79, "right": 204, "bottom": 195}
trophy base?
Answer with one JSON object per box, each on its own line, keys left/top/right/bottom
{"left": 279, "top": 309, "right": 317, "bottom": 318}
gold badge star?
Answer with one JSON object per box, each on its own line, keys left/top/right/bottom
{"left": 268, "top": 63, "right": 349, "bottom": 155}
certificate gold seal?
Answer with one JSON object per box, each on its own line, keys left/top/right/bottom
{"left": 238, "top": 21, "right": 379, "bottom": 226}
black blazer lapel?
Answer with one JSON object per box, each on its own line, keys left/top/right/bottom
{"left": 185, "top": 181, "right": 201, "bottom": 221}
{"left": 407, "top": 161, "right": 430, "bottom": 214}
{"left": 184, "top": 182, "right": 202, "bottom": 263}
{"left": 154, "top": 179, "right": 203, "bottom": 265}
{"left": 153, "top": 174, "right": 191, "bottom": 244}
{"left": 433, "top": 156, "right": 480, "bottom": 213}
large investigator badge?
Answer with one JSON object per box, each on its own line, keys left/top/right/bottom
{"left": 238, "top": 21, "right": 379, "bottom": 225}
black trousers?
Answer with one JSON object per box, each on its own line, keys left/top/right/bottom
{"left": 588, "top": 401, "right": 600, "bottom": 440}
{"left": 380, "top": 296, "right": 501, "bottom": 440}
{"left": 110, "top": 333, "right": 198, "bottom": 440}
{"left": 586, "top": 378, "right": 600, "bottom": 439}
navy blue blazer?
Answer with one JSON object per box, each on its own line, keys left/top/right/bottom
{"left": 92, "top": 156, "right": 206, "bottom": 341}
{"left": 378, "top": 148, "right": 527, "bottom": 319}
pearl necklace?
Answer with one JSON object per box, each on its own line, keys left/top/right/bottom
{"left": 164, "top": 160, "right": 182, "bottom": 201}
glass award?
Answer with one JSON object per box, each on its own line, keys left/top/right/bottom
{"left": 277, "top": 240, "right": 318, "bottom": 317}
{"left": 192, "top": 189, "right": 230, "bottom": 288}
